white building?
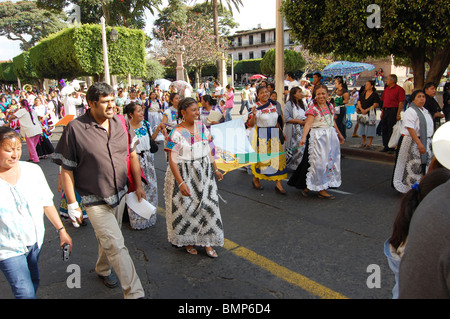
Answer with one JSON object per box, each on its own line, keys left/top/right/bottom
{"left": 227, "top": 25, "right": 294, "bottom": 61}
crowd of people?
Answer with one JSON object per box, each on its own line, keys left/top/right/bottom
{"left": 0, "top": 71, "right": 449, "bottom": 299}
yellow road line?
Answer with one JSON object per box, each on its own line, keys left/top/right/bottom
{"left": 157, "top": 207, "right": 348, "bottom": 299}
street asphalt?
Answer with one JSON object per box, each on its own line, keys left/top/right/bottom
{"left": 0, "top": 95, "right": 401, "bottom": 303}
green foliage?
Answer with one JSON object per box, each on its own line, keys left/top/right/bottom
{"left": 260, "top": 49, "right": 305, "bottom": 75}
{"left": 0, "top": 0, "right": 66, "bottom": 51}
{"left": 12, "top": 52, "right": 39, "bottom": 82}
{"left": 29, "top": 24, "right": 146, "bottom": 80}
{"left": 281, "top": 0, "right": 450, "bottom": 86}
{"left": 37, "top": 0, "right": 162, "bottom": 28}
{"left": 0, "top": 62, "right": 17, "bottom": 83}
{"left": 234, "top": 58, "right": 262, "bottom": 75}
{"left": 144, "top": 59, "right": 165, "bottom": 82}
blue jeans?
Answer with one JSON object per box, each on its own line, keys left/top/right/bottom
{"left": 225, "top": 108, "right": 232, "bottom": 121}
{"left": 0, "top": 243, "right": 41, "bottom": 299}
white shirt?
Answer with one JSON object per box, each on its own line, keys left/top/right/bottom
{"left": 0, "top": 162, "right": 54, "bottom": 261}
{"left": 286, "top": 80, "right": 300, "bottom": 100}
{"left": 14, "top": 108, "right": 43, "bottom": 137}
{"left": 64, "top": 95, "right": 82, "bottom": 116}
{"left": 401, "top": 106, "right": 434, "bottom": 138}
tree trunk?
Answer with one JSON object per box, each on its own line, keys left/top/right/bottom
{"left": 195, "top": 66, "right": 202, "bottom": 89}
{"left": 213, "top": 0, "right": 222, "bottom": 83}
{"left": 425, "top": 46, "right": 450, "bottom": 87}
{"left": 409, "top": 48, "right": 426, "bottom": 90}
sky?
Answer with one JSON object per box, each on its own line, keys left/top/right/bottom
{"left": 0, "top": 0, "right": 277, "bottom": 61}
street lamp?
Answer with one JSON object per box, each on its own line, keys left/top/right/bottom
{"left": 109, "top": 28, "right": 119, "bottom": 42}
{"left": 100, "top": 16, "right": 111, "bottom": 85}
{"left": 175, "top": 35, "right": 185, "bottom": 81}
{"left": 101, "top": 20, "right": 119, "bottom": 85}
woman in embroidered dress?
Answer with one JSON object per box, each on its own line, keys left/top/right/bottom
{"left": 288, "top": 85, "right": 345, "bottom": 199}
{"left": 284, "top": 87, "right": 306, "bottom": 170}
{"left": 162, "top": 92, "right": 181, "bottom": 133}
{"left": 144, "top": 91, "right": 164, "bottom": 142}
{"left": 392, "top": 90, "right": 434, "bottom": 193}
{"left": 199, "top": 95, "right": 223, "bottom": 128}
{"left": 164, "top": 97, "right": 224, "bottom": 258}
{"left": 125, "top": 102, "right": 165, "bottom": 229}
{"left": 248, "top": 86, "right": 287, "bottom": 194}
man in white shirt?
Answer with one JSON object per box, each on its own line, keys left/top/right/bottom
{"left": 63, "top": 92, "right": 83, "bottom": 117}
{"left": 284, "top": 72, "right": 299, "bottom": 101}
{"left": 240, "top": 84, "right": 251, "bottom": 114}
{"left": 212, "top": 80, "right": 225, "bottom": 104}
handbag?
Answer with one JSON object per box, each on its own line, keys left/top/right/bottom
{"left": 358, "top": 114, "right": 369, "bottom": 124}
{"left": 388, "top": 120, "right": 403, "bottom": 148}
{"left": 368, "top": 108, "right": 377, "bottom": 125}
{"left": 143, "top": 120, "right": 158, "bottom": 153}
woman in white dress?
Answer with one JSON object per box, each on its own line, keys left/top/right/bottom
{"left": 162, "top": 92, "right": 181, "bottom": 133}
{"left": 144, "top": 91, "right": 164, "bottom": 142}
{"left": 248, "top": 86, "right": 287, "bottom": 194}
{"left": 164, "top": 97, "right": 224, "bottom": 258}
{"left": 392, "top": 90, "right": 434, "bottom": 193}
{"left": 124, "top": 102, "right": 165, "bottom": 229}
{"left": 288, "top": 85, "right": 345, "bottom": 199}
{"left": 284, "top": 87, "right": 306, "bottom": 170}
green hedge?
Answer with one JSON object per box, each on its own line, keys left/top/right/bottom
{"left": 234, "top": 58, "right": 262, "bottom": 75}
{"left": 12, "top": 52, "right": 39, "bottom": 83}
{"left": 29, "top": 24, "right": 146, "bottom": 80}
{"left": 0, "top": 62, "right": 17, "bottom": 83}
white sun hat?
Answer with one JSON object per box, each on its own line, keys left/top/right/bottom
{"left": 432, "top": 122, "right": 450, "bottom": 170}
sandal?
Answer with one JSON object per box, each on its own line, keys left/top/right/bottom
{"left": 206, "top": 247, "right": 218, "bottom": 258}
{"left": 252, "top": 180, "right": 264, "bottom": 190}
{"left": 318, "top": 192, "right": 335, "bottom": 200}
{"left": 301, "top": 189, "right": 310, "bottom": 197}
{"left": 186, "top": 246, "right": 198, "bottom": 255}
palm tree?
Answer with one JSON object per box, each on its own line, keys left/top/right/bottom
{"left": 201, "top": 0, "right": 243, "bottom": 84}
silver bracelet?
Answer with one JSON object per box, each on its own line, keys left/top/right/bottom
{"left": 179, "top": 181, "right": 185, "bottom": 187}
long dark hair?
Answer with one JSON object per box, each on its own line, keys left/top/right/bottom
{"left": 19, "top": 99, "right": 35, "bottom": 125}
{"left": 389, "top": 168, "right": 450, "bottom": 250}
{"left": 202, "top": 94, "right": 217, "bottom": 107}
{"left": 177, "top": 97, "right": 197, "bottom": 120}
{"left": 334, "top": 76, "right": 348, "bottom": 94}
{"left": 123, "top": 102, "right": 140, "bottom": 119}
{"left": 288, "top": 87, "right": 305, "bottom": 110}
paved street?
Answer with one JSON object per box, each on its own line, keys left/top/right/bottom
{"left": 0, "top": 99, "right": 402, "bottom": 301}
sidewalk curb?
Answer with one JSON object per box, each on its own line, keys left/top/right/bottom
{"left": 341, "top": 147, "right": 395, "bottom": 163}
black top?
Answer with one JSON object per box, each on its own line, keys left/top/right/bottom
{"left": 359, "top": 91, "right": 381, "bottom": 110}
{"left": 424, "top": 94, "right": 441, "bottom": 119}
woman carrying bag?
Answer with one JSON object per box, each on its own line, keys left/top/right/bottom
{"left": 392, "top": 90, "right": 434, "bottom": 193}
{"left": 356, "top": 80, "right": 380, "bottom": 150}
{"left": 124, "top": 102, "right": 165, "bottom": 229}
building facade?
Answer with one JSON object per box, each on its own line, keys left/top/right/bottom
{"left": 227, "top": 25, "right": 294, "bottom": 61}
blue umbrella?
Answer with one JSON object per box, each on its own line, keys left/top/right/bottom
{"left": 321, "top": 61, "right": 375, "bottom": 77}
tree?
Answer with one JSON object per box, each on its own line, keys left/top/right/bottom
{"left": 37, "top": 0, "right": 162, "bottom": 27}
{"left": 152, "top": 0, "right": 188, "bottom": 40}
{"left": 199, "top": 0, "right": 243, "bottom": 84}
{"left": 144, "top": 58, "right": 165, "bottom": 82}
{"left": 260, "top": 49, "right": 306, "bottom": 76}
{"left": 0, "top": 0, "right": 66, "bottom": 51}
{"left": 153, "top": 15, "right": 227, "bottom": 87}
{"left": 281, "top": 0, "right": 450, "bottom": 89}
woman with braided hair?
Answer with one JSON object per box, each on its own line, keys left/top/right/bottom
{"left": 8, "top": 100, "right": 43, "bottom": 163}
{"left": 384, "top": 167, "right": 450, "bottom": 298}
